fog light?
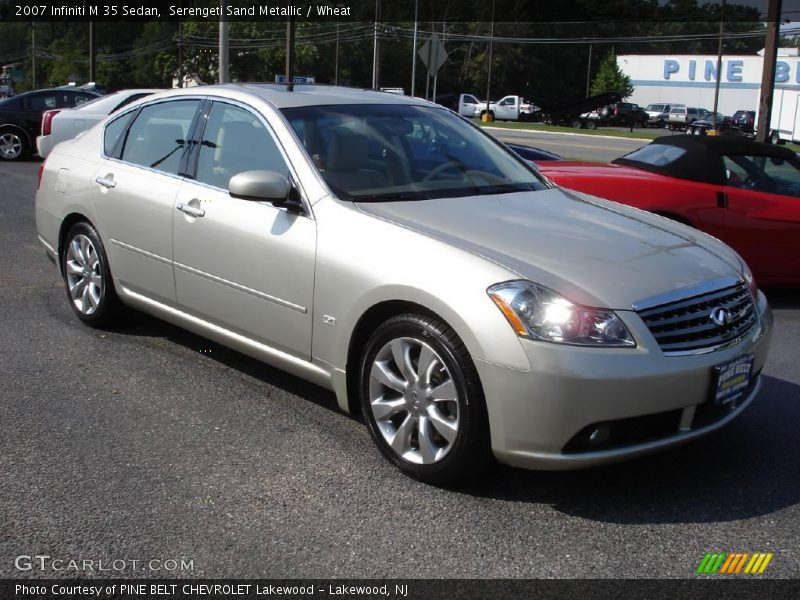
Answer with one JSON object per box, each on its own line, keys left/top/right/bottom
{"left": 588, "top": 425, "right": 611, "bottom": 445}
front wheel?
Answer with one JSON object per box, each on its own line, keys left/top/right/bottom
{"left": 61, "top": 222, "right": 122, "bottom": 327}
{"left": 359, "top": 314, "right": 491, "bottom": 485}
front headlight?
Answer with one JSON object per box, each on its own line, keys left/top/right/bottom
{"left": 487, "top": 281, "right": 636, "bottom": 347}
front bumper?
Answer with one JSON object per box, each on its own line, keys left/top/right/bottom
{"left": 475, "top": 290, "right": 773, "bottom": 470}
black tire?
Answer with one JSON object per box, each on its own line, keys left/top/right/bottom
{"left": 770, "top": 131, "right": 781, "bottom": 145}
{"left": 570, "top": 118, "right": 583, "bottom": 129}
{"left": 61, "top": 221, "right": 122, "bottom": 328}
{"left": 586, "top": 119, "right": 598, "bottom": 130}
{"left": 0, "top": 127, "right": 30, "bottom": 161}
{"left": 359, "top": 313, "right": 491, "bottom": 486}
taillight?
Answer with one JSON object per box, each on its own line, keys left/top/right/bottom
{"left": 42, "top": 110, "right": 61, "bottom": 136}
{"left": 37, "top": 157, "right": 46, "bottom": 190}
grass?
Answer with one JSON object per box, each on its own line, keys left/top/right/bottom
{"left": 477, "top": 120, "right": 664, "bottom": 140}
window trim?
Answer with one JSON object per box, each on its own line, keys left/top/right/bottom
{"left": 100, "top": 95, "right": 206, "bottom": 181}
{"left": 183, "top": 96, "right": 313, "bottom": 217}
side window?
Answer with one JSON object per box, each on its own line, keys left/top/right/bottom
{"left": 73, "top": 94, "right": 94, "bottom": 107}
{"left": 104, "top": 111, "right": 136, "bottom": 157}
{"left": 28, "top": 93, "right": 58, "bottom": 111}
{"left": 195, "top": 102, "right": 288, "bottom": 190}
{"left": 725, "top": 154, "right": 800, "bottom": 197}
{"left": 120, "top": 99, "right": 200, "bottom": 175}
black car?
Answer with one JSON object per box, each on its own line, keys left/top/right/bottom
{"left": 598, "top": 102, "right": 649, "bottom": 127}
{"left": 0, "top": 88, "right": 100, "bottom": 161}
{"left": 731, "top": 110, "right": 756, "bottom": 133}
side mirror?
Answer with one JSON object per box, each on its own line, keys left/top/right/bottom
{"left": 229, "top": 170, "right": 303, "bottom": 213}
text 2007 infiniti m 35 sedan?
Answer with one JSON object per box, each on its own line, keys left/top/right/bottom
{"left": 35, "top": 85, "right": 773, "bottom": 484}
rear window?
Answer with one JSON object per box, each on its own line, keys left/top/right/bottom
{"left": 620, "top": 144, "right": 687, "bottom": 167}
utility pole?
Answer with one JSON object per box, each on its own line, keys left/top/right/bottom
{"left": 334, "top": 16, "right": 340, "bottom": 85}
{"left": 177, "top": 15, "right": 183, "bottom": 87}
{"left": 756, "top": 0, "right": 782, "bottom": 143}
{"left": 31, "top": 23, "right": 36, "bottom": 89}
{"left": 219, "top": 0, "right": 229, "bottom": 84}
{"left": 88, "top": 21, "right": 95, "bottom": 82}
{"left": 410, "top": 0, "right": 418, "bottom": 96}
{"left": 712, "top": 0, "right": 726, "bottom": 132}
{"left": 484, "top": 0, "right": 495, "bottom": 119}
{"left": 585, "top": 43, "right": 592, "bottom": 97}
{"left": 286, "top": 18, "right": 296, "bottom": 91}
{"left": 371, "top": 0, "right": 381, "bottom": 90}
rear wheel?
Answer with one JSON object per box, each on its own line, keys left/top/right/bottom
{"left": 61, "top": 222, "right": 122, "bottom": 328}
{"left": 585, "top": 120, "right": 598, "bottom": 130}
{"left": 0, "top": 128, "right": 29, "bottom": 161}
{"left": 770, "top": 131, "right": 781, "bottom": 145}
{"left": 359, "top": 313, "right": 491, "bottom": 485}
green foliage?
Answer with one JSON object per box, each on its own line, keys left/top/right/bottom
{"left": 0, "top": 0, "right": 766, "bottom": 100}
{"left": 590, "top": 52, "right": 635, "bottom": 98}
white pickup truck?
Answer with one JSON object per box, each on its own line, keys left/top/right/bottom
{"left": 474, "top": 95, "right": 539, "bottom": 121}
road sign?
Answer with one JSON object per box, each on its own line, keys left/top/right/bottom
{"left": 418, "top": 34, "right": 448, "bottom": 76}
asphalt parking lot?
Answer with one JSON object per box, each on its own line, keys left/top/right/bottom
{"left": 1, "top": 152, "right": 799, "bottom": 579}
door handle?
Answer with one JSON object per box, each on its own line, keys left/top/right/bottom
{"left": 95, "top": 176, "right": 116, "bottom": 189}
{"left": 176, "top": 202, "right": 205, "bottom": 218}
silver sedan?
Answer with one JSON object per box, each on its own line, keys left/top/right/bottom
{"left": 35, "top": 85, "right": 772, "bottom": 484}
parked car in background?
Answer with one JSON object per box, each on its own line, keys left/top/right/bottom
{"left": 732, "top": 110, "right": 756, "bottom": 133}
{"left": 435, "top": 93, "right": 481, "bottom": 118}
{"left": 688, "top": 112, "right": 733, "bottom": 136}
{"left": 537, "top": 135, "right": 800, "bottom": 287}
{"left": 668, "top": 106, "right": 703, "bottom": 131}
{"left": 645, "top": 103, "right": 679, "bottom": 128}
{"left": 583, "top": 102, "right": 649, "bottom": 128}
{"left": 37, "top": 89, "right": 159, "bottom": 158}
{"left": 476, "top": 95, "right": 538, "bottom": 121}
{"left": 35, "top": 85, "right": 772, "bottom": 483}
{"left": 0, "top": 87, "right": 100, "bottom": 160}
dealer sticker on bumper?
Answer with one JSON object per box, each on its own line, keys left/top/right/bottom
{"left": 712, "top": 354, "right": 755, "bottom": 406}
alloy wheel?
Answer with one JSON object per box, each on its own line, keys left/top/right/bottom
{"left": 368, "top": 337, "right": 460, "bottom": 465}
{"left": 0, "top": 132, "right": 22, "bottom": 160}
{"left": 65, "top": 234, "right": 103, "bottom": 315}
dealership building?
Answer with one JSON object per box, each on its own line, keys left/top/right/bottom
{"left": 617, "top": 49, "right": 800, "bottom": 115}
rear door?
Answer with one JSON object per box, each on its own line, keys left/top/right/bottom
{"left": 722, "top": 154, "right": 800, "bottom": 284}
{"left": 90, "top": 98, "right": 202, "bottom": 304}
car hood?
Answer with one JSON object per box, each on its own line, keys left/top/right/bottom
{"left": 355, "top": 188, "right": 743, "bottom": 310}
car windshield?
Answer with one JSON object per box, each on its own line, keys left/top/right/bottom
{"left": 281, "top": 103, "right": 547, "bottom": 201}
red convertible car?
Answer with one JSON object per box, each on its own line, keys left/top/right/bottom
{"left": 537, "top": 136, "right": 800, "bottom": 287}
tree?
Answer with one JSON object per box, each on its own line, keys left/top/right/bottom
{"left": 590, "top": 52, "right": 635, "bottom": 98}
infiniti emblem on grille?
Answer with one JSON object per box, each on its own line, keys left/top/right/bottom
{"left": 710, "top": 307, "right": 733, "bottom": 326}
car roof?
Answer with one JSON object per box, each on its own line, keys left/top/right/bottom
{"left": 152, "top": 83, "right": 433, "bottom": 110}
{"left": 613, "top": 134, "right": 797, "bottom": 185}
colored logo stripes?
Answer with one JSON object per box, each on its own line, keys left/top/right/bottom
{"left": 697, "top": 552, "right": 773, "bottom": 574}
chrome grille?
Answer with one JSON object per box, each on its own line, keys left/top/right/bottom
{"left": 637, "top": 281, "right": 757, "bottom": 353}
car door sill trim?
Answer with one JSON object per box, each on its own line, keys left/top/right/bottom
{"left": 174, "top": 261, "right": 307, "bottom": 314}
{"left": 118, "top": 286, "right": 329, "bottom": 388}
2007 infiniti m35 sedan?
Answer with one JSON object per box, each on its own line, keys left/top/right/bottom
{"left": 36, "top": 85, "right": 773, "bottom": 484}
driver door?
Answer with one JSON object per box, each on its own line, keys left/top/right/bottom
{"left": 722, "top": 154, "right": 800, "bottom": 284}
{"left": 494, "top": 97, "right": 517, "bottom": 120}
{"left": 173, "top": 100, "right": 316, "bottom": 359}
